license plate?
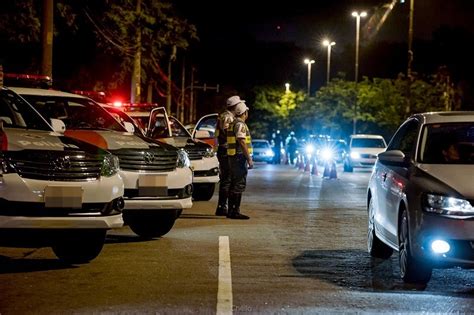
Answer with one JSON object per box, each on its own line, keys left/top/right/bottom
{"left": 44, "top": 186, "right": 83, "bottom": 208}
{"left": 138, "top": 174, "right": 168, "bottom": 197}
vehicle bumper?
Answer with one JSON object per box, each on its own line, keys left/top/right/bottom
{"left": 119, "top": 168, "right": 193, "bottom": 210}
{"left": 348, "top": 158, "right": 376, "bottom": 168}
{"left": 0, "top": 173, "right": 124, "bottom": 229}
{"left": 412, "top": 213, "right": 474, "bottom": 267}
{"left": 191, "top": 157, "right": 219, "bottom": 184}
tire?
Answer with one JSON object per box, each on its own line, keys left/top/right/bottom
{"left": 399, "top": 209, "right": 432, "bottom": 284}
{"left": 52, "top": 229, "right": 106, "bottom": 264}
{"left": 367, "top": 198, "right": 393, "bottom": 259}
{"left": 124, "top": 210, "right": 178, "bottom": 239}
{"left": 192, "top": 183, "right": 215, "bottom": 201}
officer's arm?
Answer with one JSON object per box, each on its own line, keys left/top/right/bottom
{"left": 237, "top": 137, "right": 254, "bottom": 169}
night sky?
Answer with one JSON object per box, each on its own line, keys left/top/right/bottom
{"left": 174, "top": 0, "right": 474, "bottom": 95}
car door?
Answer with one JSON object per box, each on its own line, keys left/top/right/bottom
{"left": 192, "top": 113, "right": 218, "bottom": 149}
{"left": 376, "top": 119, "right": 420, "bottom": 245}
{"left": 147, "top": 107, "right": 172, "bottom": 139}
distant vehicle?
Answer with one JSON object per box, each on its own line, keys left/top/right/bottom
{"left": 344, "top": 134, "right": 387, "bottom": 172}
{"left": 368, "top": 112, "right": 474, "bottom": 284}
{"left": 251, "top": 139, "right": 274, "bottom": 163}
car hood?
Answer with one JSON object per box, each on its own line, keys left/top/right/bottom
{"left": 418, "top": 164, "right": 474, "bottom": 199}
{"left": 1, "top": 128, "right": 111, "bottom": 155}
{"left": 64, "top": 130, "right": 166, "bottom": 151}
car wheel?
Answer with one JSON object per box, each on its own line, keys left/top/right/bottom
{"left": 124, "top": 210, "right": 178, "bottom": 239}
{"left": 52, "top": 229, "right": 106, "bottom": 264}
{"left": 367, "top": 198, "right": 393, "bottom": 259}
{"left": 192, "top": 183, "right": 215, "bottom": 201}
{"left": 399, "top": 209, "right": 432, "bottom": 284}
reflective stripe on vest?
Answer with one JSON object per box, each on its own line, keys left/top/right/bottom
{"left": 227, "top": 121, "right": 253, "bottom": 156}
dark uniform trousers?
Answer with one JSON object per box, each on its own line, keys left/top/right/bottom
{"left": 217, "top": 146, "right": 231, "bottom": 205}
{"left": 228, "top": 153, "right": 248, "bottom": 216}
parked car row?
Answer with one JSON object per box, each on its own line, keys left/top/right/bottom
{"left": 0, "top": 85, "right": 218, "bottom": 264}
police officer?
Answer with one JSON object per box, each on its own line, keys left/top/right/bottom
{"left": 214, "top": 96, "right": 240, "bottom": 216}
{"left": 227, "top": 101, "right": 253, "bottom": 220}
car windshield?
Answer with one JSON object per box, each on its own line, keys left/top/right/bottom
{"left": 252, "top": 141, "right": 270, "bottom": 149}
{"left": 170, "top": 117, "right": 191, "bottom": 137}
{"left": 22, "top": 95, "right": 125, "bottom": 131}
{"left": 351, "top": 138, "right": 386, "bottom": 148}
{"left": 0, "top": 90, "right": 51, "bottom": 131}
{"left": 420, "top": 123, "right": 474, "bottom": 164}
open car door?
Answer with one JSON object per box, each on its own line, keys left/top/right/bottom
{"left": 192, "top": 113, "right": 218, "bottom": 149}
{"left": 147, "top": 107, "right": 172, "bottom": 139}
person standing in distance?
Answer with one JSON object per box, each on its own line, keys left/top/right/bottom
{"left": 227, "top": 101, "right": 253, "bottom": 220}
{"left": 214, "top": 96, "right": 240, "bottom": 216}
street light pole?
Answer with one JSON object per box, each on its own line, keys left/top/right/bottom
{"left": 352, "top": 11, "right": 367, "bottom": 135}
{"left": 304, "top": 59, "right": 315, "bottom": 96}
{"left": 323, "top": 40, "right": 335, "bottom": 84}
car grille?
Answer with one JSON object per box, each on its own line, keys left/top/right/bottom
{"left": 7, "top": 150, "right": 102, "bottom": 181}
{"left": 360, "top": 154, "right": 377, "bottom": 159}
{"left": 185, "top": 146, "right": 208, "bottom": 160}
{"left": 112, "top": 148, "right": 177, "bottom": 172}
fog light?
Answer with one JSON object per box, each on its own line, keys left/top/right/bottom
{"left": 431, "top": 240, "right": 450, "bottom": 254}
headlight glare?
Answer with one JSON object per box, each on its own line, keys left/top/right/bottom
{"left": 350, "top": 152, "right": 360, "bottom": 159}
{"left": 425, "top": 194, "right": 474, "bottom": 217}
{"left": 177, "top": 149, "right": 191, "bottom": 168}
{"left": 321, "top": 148, "right": 333, "bottom": 161}
{"left": 101, "top": 154, "right": 120, "bottom": 177}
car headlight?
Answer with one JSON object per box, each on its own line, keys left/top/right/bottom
{"left": 264, "top": 149, "right": 274, "bottom": 157}
{"left": 321, "top": 148, "right": 334, "bottom": 161}
{"left": 177, "top": 149, "right": 191, "bottom": 168}
{"left": 425, "top": 194, "right": 474, "bottom": 217}
{"left": 350, "top": 152, "right": 360, "bottom": 159}
{"left": 101, "top": 154, "right": 120, "bottom": 177}
{"left": 305, "top": 144, "right": 315, "bottom": 155}
{"left": 204, "top": 147, "right": 216, "bottom": 158}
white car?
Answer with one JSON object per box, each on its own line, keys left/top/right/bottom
{"left": 11, "top": 87, "right": 193, "bottom": 239}
{"left": 251, "top": 139, "right": 274, "bottom": 163}
{"left": 0, "top": 87, "right": 124, "bottom": 263}
{"left": 106, "top": 105, "right": 219, "bottom": 201}
{"left": 344, "top": 134, "right": 387, "bottom": 172}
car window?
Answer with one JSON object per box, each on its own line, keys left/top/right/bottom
{"left": 252, "top": 141, "right": 270, "bottom": 149}
{"left": 419, "top": 123, "right": 474, "bottom": 164}
{"left": 0, "top": 90, "right": 51, "bottom": 131}
{"left": 170, "top": 117, "right": 191, "bottom": 137}
{"left": 195, "top": 116, "right": 217, "bottom": 138}
{"left": 387, "top": 119, "right": 419, "bottom": 155}
{"left": 351, "top": 138, "right": 386, "bottom": 148}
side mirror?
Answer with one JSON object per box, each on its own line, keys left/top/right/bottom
{"left": 50, "top": 118, "right": 66, "bottom": 134}
{"left": 123, "top": 121, "right": 135, "bottom": 133}
{"left": 378, "top": 150, "right": 409, "bottom": 167}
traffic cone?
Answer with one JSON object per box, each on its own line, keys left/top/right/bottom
{"left": 304, "top": 158, "right": 311, "bottom": 172}
{"left": 322, "top": 162, "right": 330, "bottom": 178}
{"left": 329, "top": 161, "right": 337, "bottom": 179}
{"left": 298, "top": 156, "right": 305, "bottom": 170}
{"left": 311, "top": 159, "right": 319, "bottom": 175}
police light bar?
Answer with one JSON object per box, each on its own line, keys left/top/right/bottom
{"left": 4, "top": 73, "right": 52, "bottom": 88}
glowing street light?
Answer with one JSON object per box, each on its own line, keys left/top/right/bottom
{"left": 352, "top": 11, "right": 367, "bottom": 83}
{"left": 323, "top": 40, "right": 336, "bottom": 84}
{"left": 285, "top": 82, "right": 290, "bottom": 93}
{"left": 352, "top": 10, "right": 367, "bottom": 135}
{"left": 304, "top": 59, "right": 315, "bottom": 96}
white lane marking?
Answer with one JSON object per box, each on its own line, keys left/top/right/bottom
{"left": 217, "top": 236, "right": 233, "bottom": 315}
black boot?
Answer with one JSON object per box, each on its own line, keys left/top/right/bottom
{"left": 228, "top": 193, "right": 249, "bottom": 220}
{"left": 215, "top": 192, "right": 228, "bottom": 216}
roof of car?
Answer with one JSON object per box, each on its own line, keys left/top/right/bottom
{"left": 350, "top": 134, "right": 384, "bottom": 139}
{"left": 252, "top": 139, "right": 270, "bottom": 142}
{"left": 9, "top": 87, "right": 88, "bottom": 98}
{"left": 413, "top": 111, "right": 474, "bottom": 124}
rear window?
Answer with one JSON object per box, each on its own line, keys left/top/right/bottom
{"left": 351, "top": 138, "right": 386, "bottom": 148}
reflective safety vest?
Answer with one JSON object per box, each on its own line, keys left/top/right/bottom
{"left": 227, "top": 119, "right": 253, "bottom": 156}
{"left": 215, "top": 110, "right": 234, "bottom": 149}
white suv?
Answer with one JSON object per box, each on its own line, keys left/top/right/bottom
{"left": 0, "top": 88, "right": 124, "bottom": 263}
{"left": 344, "top": 134, "right": 387, "bottom": 172}
{"left": 12, "top": 88, "right": 193, "bottom": 239}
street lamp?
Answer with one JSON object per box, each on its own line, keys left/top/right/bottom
{"left": 323, "top": 40, "right": 335, "bottom": 84}
{"left": 285, "top": 82, "right": 290, "bottom": 93}
{"left": 352, "top": 11, "right": 367, "bottom": 135}
{"left": 352, "top": 11, "right": 367, "bottom": 83}
{"left": 304, "top": 58, "right": 315, "bottom": 96}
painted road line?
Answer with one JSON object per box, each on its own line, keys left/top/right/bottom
{"left": 217, "top": 236, "right": 232, "bottom": 315}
